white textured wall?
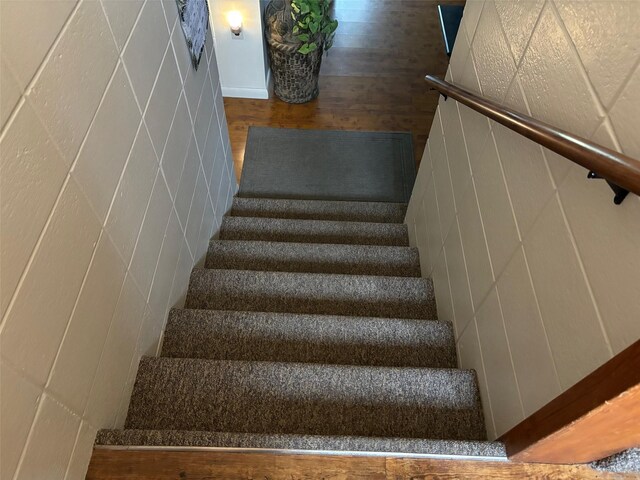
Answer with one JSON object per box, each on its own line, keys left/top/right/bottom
{"left": 405, "top": 0, "right": 640, "bottom": 439}
{"left": 0, "top": 1, "right": 237, "bottom": 478}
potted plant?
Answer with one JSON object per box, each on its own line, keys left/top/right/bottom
{"left": 264, "top": 0, "right": 338, "bottom": 103}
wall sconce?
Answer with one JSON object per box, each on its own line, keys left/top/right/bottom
{"left": 227, "top": 11, "right": 243, "bottom": 38}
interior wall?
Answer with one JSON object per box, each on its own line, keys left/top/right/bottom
{"left": 0, "top": 1, "right": 237, "bottom": 478}
{"left": 210, "top": 0, "right": 270, "bottom": 99}
{"left": 405, "top": 0, "right": 640, "bottom": 438}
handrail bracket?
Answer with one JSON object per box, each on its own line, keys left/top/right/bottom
{"left": 429, "top": 87, "right": 447, "bottom": 100}
{"left": 587, "top": 172, "right": 630, "bottom": 205}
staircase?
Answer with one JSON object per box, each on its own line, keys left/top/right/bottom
{"left": 96, "top": 197, "right": 506, "bottom": 459}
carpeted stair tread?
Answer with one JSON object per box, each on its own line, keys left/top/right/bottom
{"left": 99, "top": 192, "right": 498, "bottom": 459}
{"left": 231, "top": 197, "right": 407, "bottom": 223}
{"left": 95, "top": 430, "right": 506, "bottom": 458}
{"left": 124, "top": 357, "right": 486, "bottom": 440}
{"left": 205, "top": 240, "right": 421, "bottom": 277}
{"left": 185, "top": 269, "right": 437, "bottom": 319}
{"left": 161, "top": 309, "right": 455, "bottom": 368}
{"left": 219, "top": 216, "right": 409, "bottom": 246}
{"left": 591, "top": 449, "right": 640, "bottom": 473}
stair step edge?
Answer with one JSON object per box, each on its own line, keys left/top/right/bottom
{"left": 95, "top": 429, "right": 506, "bottom": 459}
{"left": 205, "top": 239, "right": 421, "bottom": 276}
{"left": 125, "top": 357, "right": 484, "bottom": 440}
{"left": 231, "top": 197, "right": 408, "bottom": 223}
{"left": 220, "top": 216, "right": 410, "bottom": 246}
{"left": 185, "top": 269, "right": 437, "bottom": 320}
{"left": 161, "top": 309, "right": 456, "bottom": 368}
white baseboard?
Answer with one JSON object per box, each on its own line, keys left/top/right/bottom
{"left": 266, "top": 68, "right": 273, "bottom": 92}
{"left": 220, "top": 69, "right": 272, "bottom": 100}
{"left": 220, "top": 86, "right": 268, "bottom": 99}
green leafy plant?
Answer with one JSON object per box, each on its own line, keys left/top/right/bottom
{"left": 290, "top": 0, "right": 338, "bottom": 54}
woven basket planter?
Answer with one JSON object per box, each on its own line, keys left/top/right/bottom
{"left": 267, "top": 38, "right": 323, "bottom": 103}
{"left": 264, "top": 0, "right": 324, "bottom": 103}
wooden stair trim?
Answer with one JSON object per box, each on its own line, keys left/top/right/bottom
{"left": 501, "top": 339, "right": 640, "bottom": 463}
{"left": 84, "top": 449, "right": 635, "bottom": 479}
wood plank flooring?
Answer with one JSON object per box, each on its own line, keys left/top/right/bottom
{"left": 224, "top": 0, "right": 463, "bottom": 179}
{"left": 86, "top": 449, "right": 636, "bottom": 479}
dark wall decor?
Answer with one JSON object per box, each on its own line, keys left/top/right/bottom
{"left": 176, "top": 0, "right": 210, "bottom": 70}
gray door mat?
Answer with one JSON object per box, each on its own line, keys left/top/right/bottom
{"left": 238, "top": 127, "right": 416, "bottom": 202}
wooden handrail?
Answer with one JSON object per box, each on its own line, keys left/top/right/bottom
{"left": 425, "top": 75, "right": 640, "bottom": 199}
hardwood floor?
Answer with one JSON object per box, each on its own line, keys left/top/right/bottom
{"left": 224, "top": 0, "right": 463, "bottom": 180}
{"left": 86, "top": 449, "right": 636, "bottom": 479}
